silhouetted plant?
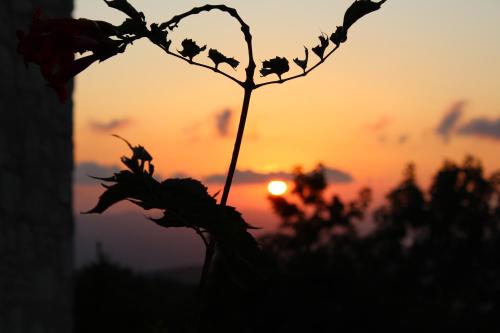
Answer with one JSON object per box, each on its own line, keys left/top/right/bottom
{"left": 17, "top": 0, "right": 388, "bottom": 330}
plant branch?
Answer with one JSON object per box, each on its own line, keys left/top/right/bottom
{"left": 158, "top": 44, "right": 244, "bottom": 86}
{"left": 255, "top": 45, "right": 340, "bottom": 89}
{"left": 146, "top": 4, "right": 259, "bottom": 207}
{"left": 159, "top": 4, "right": 256, "bottom": 90}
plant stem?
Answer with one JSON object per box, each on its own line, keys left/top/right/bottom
{"left": 220, "top": 87, "right": 253, "bottom": 206}
{"left": 191, "top": 238, "right": 215, "bottom": 332}
{"left": 193, "top": 87, "right": 253, "bottom": 332}
{"left": 196, "top": 87, "right": 253, "bottom": 292}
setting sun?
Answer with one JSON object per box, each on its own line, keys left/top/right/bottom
{"left": 267, "top": 181, "right": 288, "bottom": 196}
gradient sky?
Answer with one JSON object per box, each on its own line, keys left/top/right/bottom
{"left": 72, "top": 0, "right": 500, "bottom": 270}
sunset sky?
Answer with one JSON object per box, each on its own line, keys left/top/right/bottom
{"left": 72, "top": 0, "right": 500, "bottom": 270}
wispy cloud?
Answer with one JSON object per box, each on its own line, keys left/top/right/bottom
{"left": 204, "top": 166, "right": 353, "bottom": 185}
{"left": 215, "top": 109, "right": 232, "bottom": 137}
{"left": 89, "top": 118, "right": 131, "bottom": 133}
{"left": 398, "top": 133, "right": 410, "bottom": 144}
{"left": 365, "top": 116, "right": 392, "bottom": 133}
{"left": 435, "top": 100, "right": 466, "bottom": 142}
{"left": 75, "top": 162, "right": 353, "bottom": 187}
{"left": 323, "top": 167, "right": 354, "bottom": 183}
{"left": 457, "top": 118, "right": 500, "bottom": 140}
{"left": 74, "top": 162, "right": 120, "bottom": 185}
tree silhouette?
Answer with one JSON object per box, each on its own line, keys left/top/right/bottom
{"left": 260, "top": 157, "right": 500, "bottom": 331}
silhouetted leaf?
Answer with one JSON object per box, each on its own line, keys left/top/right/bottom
{"left": 116, "top": 17, "right": 144, "bottom": 36}
{"left": 149, "top": 210, "right": 189, "bottom": 228}
{"left": 332, "top": 0, "right": 386, "bottom": 45}
{"left": 293, "top": 47, "right": 309, "bottom": 72}
{"left": 312, "top": 34, "right": 329, "bottom": 60}
{"left": 104, "top": 0, "right": 145, "bottom": 23}
{"left": 344, "top": 0, "right": 385, "bottom": 31}
{"left": 260, "top": 57, "right": 289, "bottom": 80}
{"left": 330, "top": 26, "right": 346, "bottom": 46}
{"left": 112, "top": 134, "right": 153, "bottom": 174}
{"left": 212, "top": 206, "right": 263, "bottom": 286}
{"left": 84, "top": 137, "right": 159, "bottom": 214}
{"left": 208, "top": 48, "right": 239, "bottom": 70}
{"left": 148, "top": 23, "right": 171, "bottom": 50}
{"left": 178, "top": 38, "right": 206, "bottom": 61}
{"left": 84, "top": 170, "right": 159, "bottom": 214}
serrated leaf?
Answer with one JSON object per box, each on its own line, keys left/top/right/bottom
{"left": 83, "top": 170, "right": 160, "bottom": 214}
{"left": 149, "top": 210, "right": 187, "bottom": 228}
{"left": 208, "top": 48, "right": 239, "bottom": 70}
{"left": 178, "top": 38, "right": 206, "bottom": 61}
{"left": 210, "top": 205, "right": 263, "bottom": 285}
{"left": 293, "top": 47, "right": 309, "bottom": 72}
{"left": 84, "top": 137, "right": 158, "bottom": 214}
{"left": 312, "top": 33, "right": 329, "bottom": 60}
{"left": 260, "top": 56, "right": 289, "bottom": 80}
{"left": 83, "top": 138, "right": 263, "bottom": 285}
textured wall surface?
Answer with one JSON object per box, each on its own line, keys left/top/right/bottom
{"left": 0, "top": 0, "right": 74, "bottom": 332}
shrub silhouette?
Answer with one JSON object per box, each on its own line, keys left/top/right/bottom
{"left": 17, "top": 0, "right": 389, "bottom": 330}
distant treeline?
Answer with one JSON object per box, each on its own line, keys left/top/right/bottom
{"left": 259, "top": 156, "right": 500, "bottom": 332}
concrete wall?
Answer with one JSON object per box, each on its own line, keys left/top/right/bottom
{"left": 0, "top": 0, "right": 74, "bottom": 332}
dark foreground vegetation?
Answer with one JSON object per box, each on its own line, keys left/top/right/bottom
{"left": 75, "top": 247, "right": 195, "bottom": 333}
{"left": 76, "top": 156, "right": 500, "bottom": 332}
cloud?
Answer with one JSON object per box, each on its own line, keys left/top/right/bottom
{"left": 204, "top": 166, "right": 353, "bottom": 185}
{"left": 365, "top": 116, "right": 392, "bottom": 133}
{"left": 457, "top": 118, "right": 500, "bottom": 140}
{"left": 215, "top": 109, "right": 232, "bottom": 137}
{"left": 366, "top": 117, "right": 411, "bottom": 145}
{"left": 323, "top": 167, "right": 354, "bottom": 183}
{"left": 90, "top": 118, "right": 131, "bottom": 133}
{"left": 74, "top": 162, "right": 120, "bottom": 185}
{"left": 435, "top": 101, "right": 466, "bottom": 141}
{"left": 170, "top": 171, "right": 190, "bottom": 179}
{"left": 398, "top": 133, "right": 410, "bottom": 144}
